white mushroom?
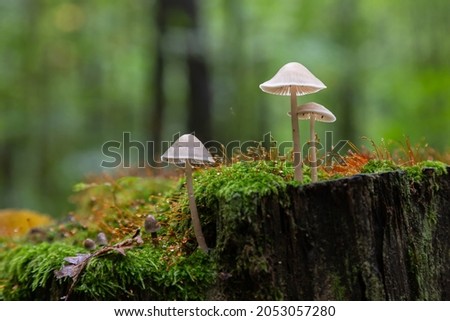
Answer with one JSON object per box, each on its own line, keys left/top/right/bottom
{"left": 259, "top": 62, "right": 326, "bottom": 182}
{"left": 289, "top": 102, "right": 336, "bottom": 182}
{"left": 161, "top": 134, "right": 214, "bottom": 253}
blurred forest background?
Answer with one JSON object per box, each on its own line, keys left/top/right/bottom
{"left": 0, "top": 0, "right": 449, "bottom": 217}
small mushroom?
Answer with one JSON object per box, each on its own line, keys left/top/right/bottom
{"left": 96, "top": 232, "right": 108, "bottom": 246}
{"left": 260, "top": 62, "right": 326, "bottom": 182}
{"left": 161, "top": 134, "right": 214, "bottom": 253}
{"left": 83, "top": 238, "right": 96, "bottom": 251}
{"left": 144, "top": 214, "right": 161, "bottom": 245}
{"left": 289, "top": 102, "right": 336, "bottom": 182}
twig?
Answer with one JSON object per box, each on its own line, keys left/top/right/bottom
{"left": 55, "top": 229, "right": 143, "bottom": 300}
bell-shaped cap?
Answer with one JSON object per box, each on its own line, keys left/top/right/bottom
{"left": 288, "top": 102, "right": 336, "bottom": 123}
{"left": 161, "top": 134, "right": 214, "bottom": 165}
{"left": 259, "top": 62, "right": 326, "bottom": 96}
{"left": 96, "top": 232, "right": 108, "bottom": 246}
{"left": 144, "top": 215, "right": 161, "bottom": 234}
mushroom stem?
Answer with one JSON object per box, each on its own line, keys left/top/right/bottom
{"left": 310, "top": 114, "right": 317, "bottom": 182}
{"left": 185, "top": 161, "right": 208, "bottom": 253}
{"left": 290, "top": 87, "right": 303, "bottom": 182}
{"left": 151, "top": 232, "right": 159, "bottom": 246}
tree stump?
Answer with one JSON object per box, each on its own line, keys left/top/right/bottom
{"left": 211, "top": 168, "right": 450, "bottom": 300}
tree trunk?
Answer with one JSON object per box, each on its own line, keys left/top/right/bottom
{"left": 150, "top": 0, "right": 212, "bottom": 154}
{"left": 210, "top": 168, "right": 450, "bottom": 300}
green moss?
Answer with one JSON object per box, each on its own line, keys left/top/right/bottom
{"left": 187, "top": 161, "right": 295, "bottom": 299}
{"left": 192, "top": 161, "right": 295, "bottom": 247}
{"left": 75, "top": 247, "right": 215, "bottom": 300}
{"left": 2, "top": 243, "right": 79, "bottom": 300}
{"left": 403, "top": 160, "right": 448, "bottom": 182}
{"left": 70, "top": 176, "right": 176, "bottom": 241}
{"left": 0, "top": 174, "right": 216, "bottom": 300}
{"left": 0, "top": 250, "right": 7, "bottom": 300}
{"left": 417, "top": 160, "right": 448, "bottom": 175}
{"left": 360, "top": 159, "right": 447, "bottom": 183}
{"left": 330, "top": 274, "right": 346, "bottom": 300}
{"left": 1, "top": 242, "right": 215, "bottom": 300}
{"left": 194, "top": 161, "right": 292, "bottom": 206}
{"left": 361, "top": 159, "right": 400, "bottom": 174}
{"left": 1, "top": 157, "right": 448, "bottom": 300}
{"left": 403, "top": 161, "right": 445, "bottom": 300}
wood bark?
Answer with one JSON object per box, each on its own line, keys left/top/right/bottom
{"left": 211, "top": 168, "right": 450, "bottom": 300}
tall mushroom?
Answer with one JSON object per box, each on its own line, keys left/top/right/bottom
{"left": 259, "top": 62, "right": 326, "bottom": 181}
{"left": 289, "top": 102, "right": 336, "bottom": 182}
{"left": 161, "top": 134, "right": 214, "bottom": 253}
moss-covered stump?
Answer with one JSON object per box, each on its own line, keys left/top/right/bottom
{"left": 210, "top": 167, "right": 449, "bottom": 300}
{"left": 1, "top": 161, "right": 448, "bottom": 300}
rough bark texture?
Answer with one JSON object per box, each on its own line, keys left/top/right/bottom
{"left": 211, "top": 168, "right": 450, "bottom": 300}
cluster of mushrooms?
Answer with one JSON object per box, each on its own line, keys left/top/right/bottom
{"left": 83, "top": 232, "right": 109, "bottom": 250}
{"left": 151, "top": 62, "right": 335, "bottom": 252}
{"left": 260, "top": 62, "right": 336, "bottom": 183}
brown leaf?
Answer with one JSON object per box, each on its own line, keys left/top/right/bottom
{"left": 64, "top": 253, "right": 91, "bottom": 265}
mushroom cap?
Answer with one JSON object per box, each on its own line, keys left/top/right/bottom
{"left": 161, "top": 134, "right": 214, "bottom": 165}
{"left": 83, "top": 238, "right": 96, "bottom": 251}
{"left": 288, "top": 102, "right": 336, "bottom": 123}
{"left": 96, "top": 232, "right": 108, "bottom": 246}
{"left": 144, "top": 215, "right": 161, "bottom": 233}
{"left": 259, "top": 62, "right": 326, "bottom": 96}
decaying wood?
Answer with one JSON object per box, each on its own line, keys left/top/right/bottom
{"left": 212, "top": 168, "right": 450, "bottom": 300}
